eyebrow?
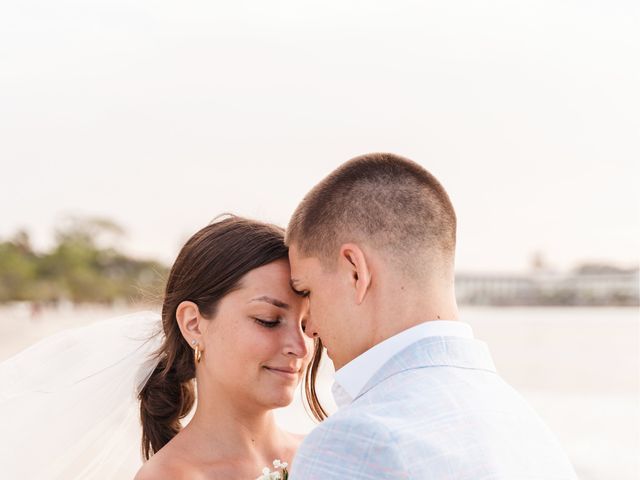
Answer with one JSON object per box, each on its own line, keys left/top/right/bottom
{"left": 250, "top": 296, "right": 290, "bottom": 309}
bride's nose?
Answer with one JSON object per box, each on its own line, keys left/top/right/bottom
{"left": 283, "top": 322, "right": 310, "bottom": 358}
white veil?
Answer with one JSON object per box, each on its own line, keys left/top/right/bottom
{"left": 0, "top": 311, "right": 165, "bottom": 479}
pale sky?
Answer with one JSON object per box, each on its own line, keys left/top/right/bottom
{"left": 1, "top": 0, "right": 638, "bottom": 272}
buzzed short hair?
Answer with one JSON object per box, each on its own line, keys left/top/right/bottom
{"left": 286, "top": 153, "right": 457, "bottom": 273}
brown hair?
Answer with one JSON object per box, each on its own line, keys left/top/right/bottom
{"left": 286, "top": 153, "right": 457, "bottom": 274}
{"left": 139, "top": 215, "right": 326, "bottom": 460}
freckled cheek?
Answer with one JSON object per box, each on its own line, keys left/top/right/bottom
{"left": 245, "top": 333, "right": 280, "bottom": 359}
{"left": 211, "top": 326, "right": 274, "bottom": 370}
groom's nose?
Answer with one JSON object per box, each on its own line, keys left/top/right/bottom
{"left": 302, "top": 315, "right": 319, "bottom": 340}
{"left": 304, "top": 326, "right": 319, "bottom": 340}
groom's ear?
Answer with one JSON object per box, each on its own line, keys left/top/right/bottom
{"left": 339, "top": 243, "right": 372, "bottom": 305}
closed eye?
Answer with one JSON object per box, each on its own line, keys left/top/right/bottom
{"left": 253, "top": 317, "right": 281, "bottom": 328}
{"left": 292, "top": 287, "right": 310, "bottom": 298}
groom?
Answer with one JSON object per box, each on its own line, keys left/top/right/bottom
{"left": 285, "top": 153, "right": 577, "bottom": 479}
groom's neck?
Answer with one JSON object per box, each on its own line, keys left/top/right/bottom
{"left": 368, "top": 279, "right": 459, "bottom": 347}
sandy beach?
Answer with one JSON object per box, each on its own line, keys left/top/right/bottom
{"left": 1, "top": 305, "right": 638, "bottom": 479}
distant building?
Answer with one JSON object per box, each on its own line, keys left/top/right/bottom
{"left": 456, "top": 268, "right": 639, "bottom": 306}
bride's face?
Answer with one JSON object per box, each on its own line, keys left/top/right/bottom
{"left": 198, "top": 259, "right": 314, "bottom": 409}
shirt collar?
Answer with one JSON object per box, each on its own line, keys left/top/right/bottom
{"left": 332, "top": 320, "right": 473, "bottom": 408}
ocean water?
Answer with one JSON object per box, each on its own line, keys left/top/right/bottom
{"left": 462, "top": 307, "right": 639, "bottom": 480}
{"left": 1, "top": 305, "right": 638, "bottom": 479}
{"left": 280, "top": 307, "right": 640, "bottom": 480}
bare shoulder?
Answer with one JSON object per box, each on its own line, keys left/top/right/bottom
{"left": 134, "top": 457, "right": 186, "bottom": 480}
{"left": 134, "top": 446, "right": 197, "bottom": 480}
{"left": 133, "top": 461, "right": 163, "bottom": 480}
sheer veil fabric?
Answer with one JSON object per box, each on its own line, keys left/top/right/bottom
{"left": 0, "top": 311, "right": 165, "bottom": 479}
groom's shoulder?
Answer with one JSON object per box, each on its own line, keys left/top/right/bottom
{"left": 292, "top": 407, "right": 416, "bottom": 478}
{"left": 305, "top": 404, "right": 398, "bottom": 446}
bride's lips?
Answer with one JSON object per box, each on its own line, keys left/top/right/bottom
{"left": 263, "top": 366, "right": 301, "bottom": 380}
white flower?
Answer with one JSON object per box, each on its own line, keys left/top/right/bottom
{"left": 256, "top": 467, "right": 276, "bottom": 480}
{"left": 256, "top": 458, "right": 288, "bottom": 480}
{"left": 256, "top": 467, "right": 283, "bottom": 480}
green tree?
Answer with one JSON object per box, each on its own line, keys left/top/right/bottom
{"left": 0, "top": 217, "right": 168, "bottom": 304}
{"left": 0, "top": 231, "right": 38, "bottom": 301}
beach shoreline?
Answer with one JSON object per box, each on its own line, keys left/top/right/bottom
{"left": 1, "top": 304, "right": 638, "bottom": 479}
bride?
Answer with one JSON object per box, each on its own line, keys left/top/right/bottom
{"left": 0, "top": 215, "right": 327, "bottom": 479}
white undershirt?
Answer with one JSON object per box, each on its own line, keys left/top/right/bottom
{"left": 332, "top": 320, "right": 474, "bottom": 408}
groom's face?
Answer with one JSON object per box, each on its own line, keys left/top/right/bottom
{"left": 288, "top": 244, "right": 355, "bottom": 370}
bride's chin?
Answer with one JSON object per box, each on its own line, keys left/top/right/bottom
{"left": 256, "top": 389, "right": 296, "bottom": 410}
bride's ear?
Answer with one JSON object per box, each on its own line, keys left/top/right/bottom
{"left": 176, "top": 301, "right": 204, "bottom": 345}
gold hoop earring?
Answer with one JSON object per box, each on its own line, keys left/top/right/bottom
{"left": 194, "top": 344, "right": 202, "bottom": 363}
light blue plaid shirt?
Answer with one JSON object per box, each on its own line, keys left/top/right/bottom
{"left": 290, "top": 333, "right": 577, "bottom": 479}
